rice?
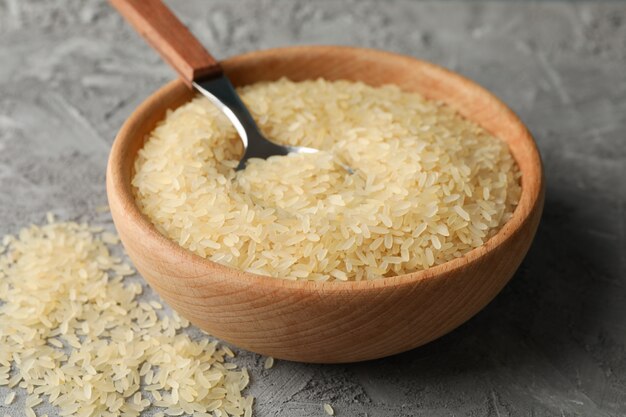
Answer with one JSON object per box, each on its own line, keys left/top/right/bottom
{"left": 3, "top": 391, "right": 15, "bottom": 405}
{"left": 133, "top": 78, "right": 521, "bottom": 281}
{"left": 263, "top": 357, "right": 274, "bottom": 369}
{"left": 0, "top": 216, "right": 252, "bottom": 416}
{"left": 323, "top": 403, "right": 335, "bottom": 415}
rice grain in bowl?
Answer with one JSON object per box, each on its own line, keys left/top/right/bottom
{"left": 107, "top": 46, "right": 544, "bottom": 362}
{"left": 132, "top": 79, "right": 521, "bottom": 281}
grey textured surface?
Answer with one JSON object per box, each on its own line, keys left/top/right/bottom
{"left": 1, "top": 0, "right": 625, "bottom": 416}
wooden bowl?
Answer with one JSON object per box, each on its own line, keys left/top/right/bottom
{"left": 107, "top": 46, "right": 544, "bottom": 363}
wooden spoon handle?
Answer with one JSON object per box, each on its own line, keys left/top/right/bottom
{"left": 109, "top": 0, "right": 222, "bottom": 87}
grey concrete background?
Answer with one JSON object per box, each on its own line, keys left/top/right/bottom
{"left": 1, "top": 0, "right": 625, "bottom": 416}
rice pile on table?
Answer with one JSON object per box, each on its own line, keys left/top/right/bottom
{"left": 133, "top": 78, "right": 521, "bottom": 281}
{"left": 0, "top": 217, "right": 252, "bottom": 417}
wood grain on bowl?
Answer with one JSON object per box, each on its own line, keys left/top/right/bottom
{"left": 107, "top": 46, "right": 544, "bottom": 363}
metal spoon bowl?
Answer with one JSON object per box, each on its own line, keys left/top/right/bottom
{"left": 193, "top": 77, "right": 319, "bottom": 171}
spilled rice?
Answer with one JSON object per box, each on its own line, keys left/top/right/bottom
{"left": 263, "top": 357, "right": 274, "bottom": 370}
{"left": 0, "top": 216, "right": 252, "bottom": 417}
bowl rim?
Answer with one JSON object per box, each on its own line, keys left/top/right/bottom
{"left": 107, "top": 45, "right": 544, "bottom": 293}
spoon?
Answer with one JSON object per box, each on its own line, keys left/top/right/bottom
{"left": 110, "top": 0, "right": 322, "bottom": 171}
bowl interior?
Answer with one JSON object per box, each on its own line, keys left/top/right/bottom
{"left": 110, "top": 45, "right": 543, "bottom": 289}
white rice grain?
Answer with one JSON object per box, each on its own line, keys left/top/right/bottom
{"left": 3, "top": 392, "right": 15, "bottom": 405}
{"left": 133, "top": 78, "right": 521, "bottom": 281}
{"left": 0, "top": 220, "right": 251, "bottom": 417}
